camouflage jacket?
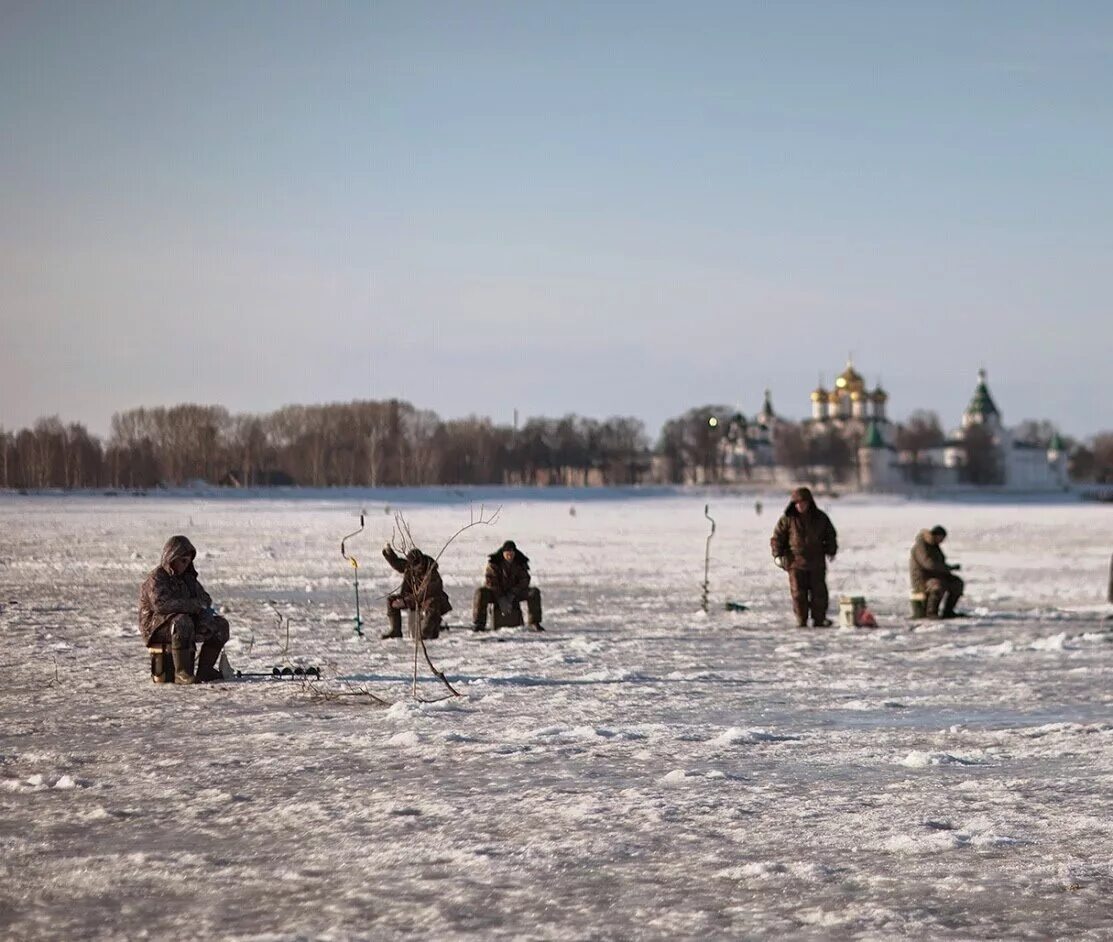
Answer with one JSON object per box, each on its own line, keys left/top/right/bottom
{"left": 909, "top": 530, "right": 955, "bottom": 593}
{"left": 484, "top": 549, "right": 531, "bottom": 598}
{"left": 770, "top": 503, "right": 838, "bottom": 571}
{"left": 383, "top": 546, "right": 453, "bottom": 615}
{"left": 138, "top": 535, "right": 212, "bottom": 642}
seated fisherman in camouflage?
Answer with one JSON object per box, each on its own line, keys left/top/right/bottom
{"left": 472, "top": 540, "right": 543, "bottom": 632}
{"left": 381, "top": 544, "right": 452, "bottom": 640}
{"left": 910, "top": 525, "right": 964, "bottom": 619}
{"left": 139, "top": 535, "right": 230, "bottom": 684}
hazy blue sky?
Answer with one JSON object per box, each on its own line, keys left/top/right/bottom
{"left": 2, "top": 1, "right": 1110, "bottom": 438}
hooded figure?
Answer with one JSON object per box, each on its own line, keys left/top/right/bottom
{"left": 138, "top": 535, "right": 230, "bottom": 683}
{"left": 382, "top": 544, "right": 452, "bottom": 640}
{"left": 770, "top": 487, "right": 838, "bottom": 627}
{"left": 472, "top": 540, "right": 543, "bottom": 631}
{"left": 910, "top": 526, "right": 964, "bottom": 618}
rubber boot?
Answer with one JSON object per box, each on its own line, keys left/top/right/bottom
{"left": 151, "top": 650, "right": 171, "bottom": 684}
{"left": 472, "top": 588, "right": 489, "bottom": 631}
{"left": 925, "top": 590, "right": 943, "bottom": 620}
{"left": 381, "top": 608, "right": 403, "bottom": 639}
{"left": 172, "top": 644, "right": 198, "bottom": 685}
{"left": 196, "top": 641, "right": 224, "bottom": 682}
{"left": 421, "top": 612, "right": 441, "bottom": 640}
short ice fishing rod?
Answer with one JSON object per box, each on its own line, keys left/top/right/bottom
{"left": 340, "top": 513, "right": 365, "bottom": 637}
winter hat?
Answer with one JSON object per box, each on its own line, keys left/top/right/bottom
{"left": 790, "top": 487, "right": 813, "bottom": 504}
{"left": 930, "top": 525, "right": 947, "bottom": 538}
{"left": 405, "top": 548, "right": 424, "bottom": 564}
{"left": 500, "top": 540, "right": 517, "bottom": 553}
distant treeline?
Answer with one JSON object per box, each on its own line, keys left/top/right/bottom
{"left": 1, "top": 401, "right": 1111, "bottom": 489}
{"left": 0, "top": 401, "right": 652, "bottom": 489}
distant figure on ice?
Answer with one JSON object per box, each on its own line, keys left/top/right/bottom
{"left": 910, "top": 526, "right": 964, "bottom": 619}
{"left": 382, "top": 544, "right": 452, "bottom": 640}
{"left": 754, "top": 500, "right": 763, "bottom": 516}
{"left": 138, "top": 535, "right": 230, "bottom": 684}
{"left": 472, "top": 540, "right": 543, "bottom": 632}
{"left": 770, "top": 487, "right": 838, "bottom": 627}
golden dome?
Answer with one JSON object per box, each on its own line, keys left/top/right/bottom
{"left": 810, "top": 387, "right": 829, "bottom": 403}
{"left": 850, "top": 389, "right": 865, "bottom": 401}
{"left": 833, "top": 360, "right": 865, "bottom": 394}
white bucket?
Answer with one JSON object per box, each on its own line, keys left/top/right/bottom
{"left": 838, "top": 595, "right": 866, "bottom": 628}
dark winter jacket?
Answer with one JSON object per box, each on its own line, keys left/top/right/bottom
{"left": 383, "top": 546, "right": 453, "bottom": 615}
{"left": 138, "top": 535, "right": 213, "bottom": 643}
{"left": 1107, "top": 553, "right": 1112, "bottom": 605}
{"left": 770, "top": 502, "right": 838, "bottom": 572}
{"left": 909, "top": 529, "right": 956, "bottom": 593}
{"left": 484, "top": 548, "right": 531, "bottom": 599}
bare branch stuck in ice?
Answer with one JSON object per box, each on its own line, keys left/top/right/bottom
{"left": 384, "top": 504, "right": 501, "bottom": 701}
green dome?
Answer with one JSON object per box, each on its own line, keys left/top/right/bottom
{"left": 862, "top": 421, "right": 885, "bottom": 449}
{"left": 966, "top": 368, "right": 1000, "bottom": 418}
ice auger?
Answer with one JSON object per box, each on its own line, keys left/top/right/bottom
{"left": 340, "top": 513, "right": 365, "bottom": 637}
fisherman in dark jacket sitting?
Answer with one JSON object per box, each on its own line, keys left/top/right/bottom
{"left": 382, "top": 544, "right": 452, "bottom": 640}
{"left": 910, "top": 525, "right": 964, "bottom": 619}
{"left": 472, "top": 540, "right": 543, "bottom": 632}
{"left": 770, "top": 487, "right": 838, "bottom": 627}
{"left": 138, "top": 535, "right": 230, "bottom": 684}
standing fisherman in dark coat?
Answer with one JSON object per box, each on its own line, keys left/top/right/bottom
{"left": 138, "top": 535, "right": 230, "bottom": 683}
{"left": 382, "top": 544, "right": 452, "bottom": 640}
{"left": 770, "top": 487, "right": 838, "bottom": 627}
{"left": 471, "top": 540, "right": 544, "bottom": 631}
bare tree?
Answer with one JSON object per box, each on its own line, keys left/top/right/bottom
{"left": 1092, "top": 433, "right": 1113, "bottom": 483}
{"left": 962, "top": 424, "right": 1002, "bottom": 485}
{"left": 773, "top": 422, "right": 809, "bottom": 474}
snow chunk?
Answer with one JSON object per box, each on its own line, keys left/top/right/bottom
{"left": 883, "top": 831, "right": 965, "bottom": 854}
{"left": 899, "top": 751, "right": 983, "bottom": 769}
{"left": 712, "top": 727, "right": 800, "bottom": 746}
{"left": 388, "top": 731, "right": 420, "bottom": 747}
{"left": 1029, "top": 632, "right": 1068, "bottom": 651}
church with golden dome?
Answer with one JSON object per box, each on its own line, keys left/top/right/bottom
{"left": 713, "top": 361, "right": 1068, "bottom": 492}
{"left": 805, "top": 358, "right": 890, "bottom": 429}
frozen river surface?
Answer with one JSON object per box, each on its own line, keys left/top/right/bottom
{"left": 1, "top": 491, "right": 1112, "bottom": 940}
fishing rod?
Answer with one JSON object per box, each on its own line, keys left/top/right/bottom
{"left": 340, "top": 513, "right": 365, "bottom": 637}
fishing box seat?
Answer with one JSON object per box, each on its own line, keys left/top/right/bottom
{"left": 407, "top": 608, "right": 443, "bottom": 640}
{"left": 489, "top": 600, "right": 525, "bottom": 630}
{"left": 146, "top": 640, "right": 200, "bottom": 683}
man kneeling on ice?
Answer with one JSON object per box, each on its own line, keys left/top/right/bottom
{"left": 139, "top": 535, "right": 230, "bottom": 684}
{"left": 472, "top": 540, "right": 543, "bottom": 632}
{"left": 910, "top": 525, "right": 964, "bottom": 619}
{"left": 381, "top": 544, "right": 452, "bottom": 640}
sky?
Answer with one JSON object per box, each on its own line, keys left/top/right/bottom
{"left": 1, "top": 1, "right": 1110, "bottom": 440}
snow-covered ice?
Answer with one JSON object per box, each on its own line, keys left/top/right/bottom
{"left": 1, "top": 490, "right": 1112, "bottom": 939}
